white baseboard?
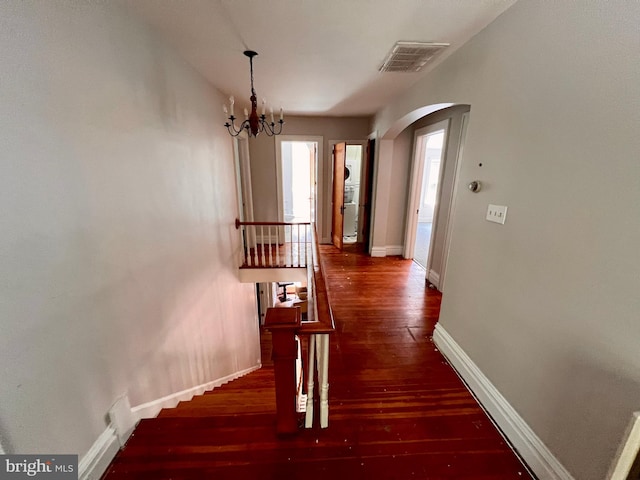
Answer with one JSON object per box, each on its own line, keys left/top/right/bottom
{"left": 78, "top": 425, "right": 120, "bottom": 480}
{"left": 385, "top": 245, "right": 403, "bottom": 256}
{"left": 370, "top": 245, "right": 403, "bottom": 257}
{"left": 432, "top": 324, "right": 575, "bottom": 480}
{"left": 79, "top": 363, "right": 261, "bottom": 480}
{"left": 131, "top": 364, "right": 261, "bottom": 420}
{"left": 427, "top": 269, "right": 440, "bottom": 288}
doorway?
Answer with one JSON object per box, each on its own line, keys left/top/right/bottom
{"left": 330, "top": 141, "right": 366, "bottom": 250}
{"left": 405, "top": 120, "right": 449, "bottom": 271}
{"left": 276, "top": 136, "right": 321, "bottom": 227}
{"left": 343, "top": 144, "right": 363, "bottom": 245}
{"left": 233, "top": 133, "right": 253, "bottom": 223}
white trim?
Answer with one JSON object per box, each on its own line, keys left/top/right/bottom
{"left": 403, "top": 119, "right": 449, "bottom": 261}
{"left": 427, "top": 269, "right": 440, "bottom": 288}
{"left": 79, "top": 364, "right": 261, "bottom": 480}
{"left": 369, "top": 245, "right": 405, "bottom": 257}
{"left": 607, "top": 412, "right": 640, "bottom": 479}
{"left": 79, "top": 425, "right": 120, "bottom": 480}
{"left": 233, "top": 132, "right": 253, "bottom": 224}
{"left": 403, "top": 130, "right": 425, "bottom": 259}
{"left": 385, "top": 245, "right": 403, "bottom": 256}
{"left": 131, "top": 364, "right": 261, "bottom": 420}
{"left": 439, "top": 111, "right": 469, "bottom": 292}
{"left": 275, "top": 135, "right": 323, "bottom": 230}
{"left": 432, "top": 323, "right": 575, "bottom": 480}
{"left": 367, "top": 131, "right": 378, "bottom": 255}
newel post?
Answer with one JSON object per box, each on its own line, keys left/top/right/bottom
{"left": 264, "top": 307, "right": 301, "bottom": 434}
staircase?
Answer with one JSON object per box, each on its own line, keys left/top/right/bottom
{"left": 101, "top": 348, "right": 345, "bottom": 480}
{"left": 102, "top": 360, "right": 283, "bottom": 478}
{"left": 102, "top": 246, "right": 534, "bottom": 480}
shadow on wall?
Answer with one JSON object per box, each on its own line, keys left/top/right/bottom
{"left": 0, "top": 421, "right": 9, "bottom": 453}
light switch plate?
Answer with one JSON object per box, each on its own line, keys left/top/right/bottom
{"left": 486, "top": 204, "right": 508, "bottom": 224}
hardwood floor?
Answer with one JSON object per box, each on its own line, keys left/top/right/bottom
{"left": 102, "top": 245, "right": 534, "bottom": 479}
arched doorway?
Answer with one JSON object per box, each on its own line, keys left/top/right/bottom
{"left": 372, "top": 103, "right": 470, "bottom": 291}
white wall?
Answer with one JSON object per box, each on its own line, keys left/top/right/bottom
{"left": 373, "top": 1, "right": 640, "bottom": 479}
{"left": 386, "top": 129, "right": 412, "bottom": 248}
{"left": 0, "top": 1, "right": 260, "bottom": 456}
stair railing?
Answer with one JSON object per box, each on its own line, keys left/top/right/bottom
{"left": 235, "top": 219, "right": 312, "bottom": 268}
{"left": 264, "top": 223, "right": 335, "bottom": 433}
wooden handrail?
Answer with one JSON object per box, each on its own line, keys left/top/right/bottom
{"left": 262, "top": 223, "right": 335, "bottom": 432}
{"left": 298, "top": 224, "right": 335, "bottom": 335}
{"left": 236, "top": 219, "right": 311, "bottom": 228}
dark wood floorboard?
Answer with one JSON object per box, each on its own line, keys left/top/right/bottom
{"left": 102, "top": 244, "right": 535, "bottom": 479}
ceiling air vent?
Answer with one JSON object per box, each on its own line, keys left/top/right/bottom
{"left": 379, "top": 41, "right": 450, "bottom": 73}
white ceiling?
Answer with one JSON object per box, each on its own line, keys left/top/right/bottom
{"left": 125, "top": 0, "right": 517, "bottom": 117}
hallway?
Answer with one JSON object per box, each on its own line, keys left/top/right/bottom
{"left": 103, "top": 246, "right": 533, "bottom": 479}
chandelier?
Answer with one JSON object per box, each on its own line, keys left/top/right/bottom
{"left": 223, "top": 50, "right": 284, "bottom": 138}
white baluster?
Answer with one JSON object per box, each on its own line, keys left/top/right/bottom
{"left": 287, "top": 225, "right": 292, "bottom": 267}
{"left": 307, "top": 224, "right": 311, "bottom": 266}
{"left": 260, "top": 225, "right": 266, "bottom": 266}
{"left": 317, "top": 334, "right": 330, "bottom": 428}
{"left": 242, "top": 224, "right": 248, "bottom": 266}
{"left": 268, "top": 226, "right": 274, "bottom": 267}
{"left": 302, "top": 224, "right": 306, "bottom": 267}
{"left": 252, "top": 225, "right": 259, "bottom": 266}
{"left": 296, "top": 224, "right": 302, "bottom": 267}
{"left": 305, "top": 335, "right": 316, "bottom": 428}
{"left": 275, "top": 225, "right": 281, "bottom": 266}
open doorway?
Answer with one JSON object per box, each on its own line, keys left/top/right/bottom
{"left": 413, "top": 127, "right": 446, "bottom": 268}
{"left": 282, "top": 142, "right": 313, "bottom": 223}
{"left": 343, "top": 144, "right": 363, "bottom": 244}
{"left": 276, "top": 136, "right": 321, "bottom": 228}
{"left": 330, "top": 140, "right": 366, "bottom": 250}
{"left": 405, "top": 120, "right": 449, "bottom": 272}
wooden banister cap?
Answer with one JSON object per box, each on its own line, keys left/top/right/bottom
{"left": 264, "top": 307, "right": 301, "bottom": 329}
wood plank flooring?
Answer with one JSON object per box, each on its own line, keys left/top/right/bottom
{"left": 102, "top": 245, "right": 534, "bottom": 479}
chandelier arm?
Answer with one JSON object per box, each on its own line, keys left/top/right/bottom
{"left": 225, "top": 117, "right": 252, "bottom": 137}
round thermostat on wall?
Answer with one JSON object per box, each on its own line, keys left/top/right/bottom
{"left": 468, "top": 180, "right": 482, "bottom": 193}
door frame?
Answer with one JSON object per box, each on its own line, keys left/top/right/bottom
{"left": 275, "top": 135, "right": 323, "bottom": 229}
{"left": 328, "top": 140, "right": 367, "bottom": 244}
{"left": 233, "top": 132, "right": 254, "bottom": 224}
{"left": 439, "top": 111, "right": 469, "bottom": 292}
{"left": 403, "top": 119, "right": 450, "bottom": 263}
